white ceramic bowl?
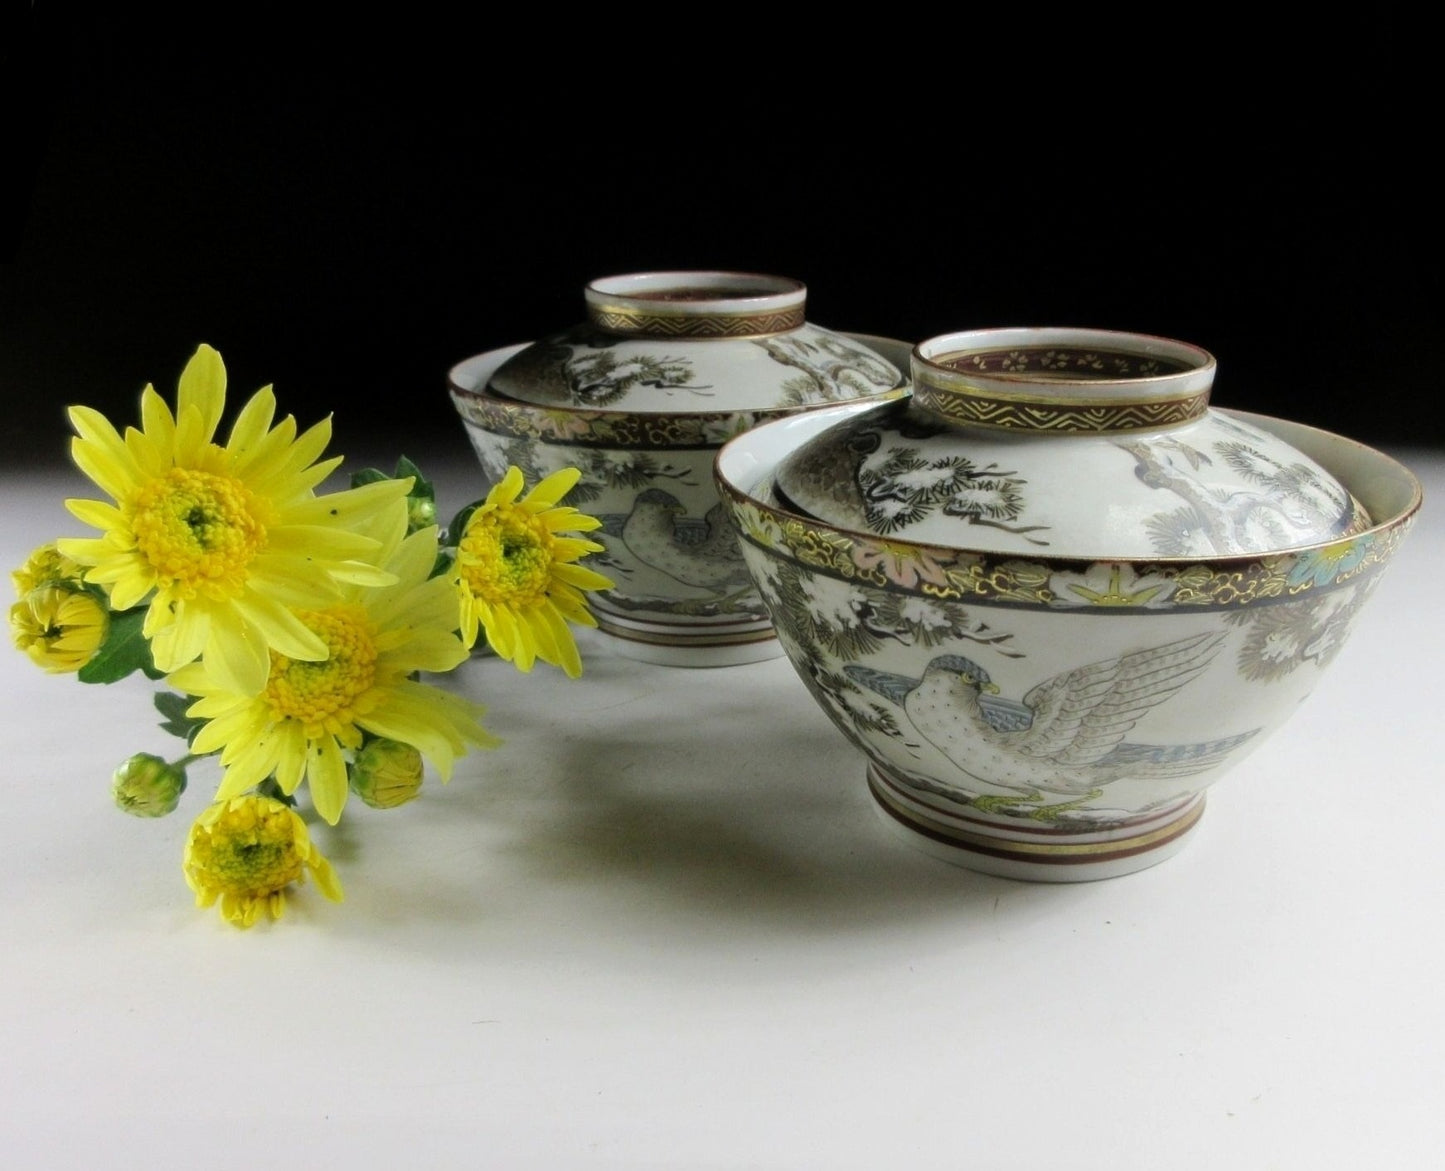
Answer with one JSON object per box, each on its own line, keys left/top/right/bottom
{"left": 715, "top": 370, "right": 1422, "bottom": 880}
{"left": 448, "top": 272, "right": 909, "bottom": 667}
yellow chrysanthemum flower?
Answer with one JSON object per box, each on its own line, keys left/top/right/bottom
{"left": 455, "top": 466, "right": 614, "bottom": 678}
{"left": 10, "top": 583, "right": 109, "bottom": 673}
{"left": 184, "top": 795, "right": 343, "bottom": 929}
{"left": 170, "top": 502, "right": 500, "bottom": 824}
{"left": 56, "top": 343, "right": 412, "bottom": 695}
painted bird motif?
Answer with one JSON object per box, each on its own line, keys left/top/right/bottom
{"left": 602, "top": 488, "right": 752, "bottom": 594}
{"left": 845, "top": 632, "right": 1257, "bottom": 797}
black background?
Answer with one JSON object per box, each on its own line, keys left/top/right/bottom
{"left": 4, "top": 7, "right": 1437, "bottom": 477}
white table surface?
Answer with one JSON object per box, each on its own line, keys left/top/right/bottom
{"left": 3, "top": 443, "right": 1441, "bottom": 1171}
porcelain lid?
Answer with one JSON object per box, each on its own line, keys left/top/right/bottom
{"left": 484, "top": 271, "right": 906, "bottom": 413}
{"left": 772, "top": 326, "right": 1370, "bottom": 559}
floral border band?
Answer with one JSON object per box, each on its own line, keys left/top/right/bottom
{"left": 722, "top": 488, "right": 1417, "bottom": 612}
{"left": 912, "top": 385, "right": 1211, "bottom": 433}
{"left": 451, "top": 386, "right": 755, "bottom": 449}
{"left": 450, "top": 386, "right": 907, "bottom": 451}
{"left": 586, "top": 304, "right": 807, "bottom": 339}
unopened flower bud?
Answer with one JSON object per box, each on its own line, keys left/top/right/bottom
{"left": 349, "top": 739, "right": 425, "bottom": 809}
{"left": 112, "top": 752, "right": 187, "bottom": 817}
{"left": 407, "top": 494, "right": 437, "bottom": 533}
{"left": 11, "top": 584, "right": 109, "bottom": 673}
{"left": 12, "top": 543, "right": 87, "bottom": 596}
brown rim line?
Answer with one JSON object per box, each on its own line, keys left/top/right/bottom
{"left": 867, "top": 763, "right": 1206, "bottom": 866}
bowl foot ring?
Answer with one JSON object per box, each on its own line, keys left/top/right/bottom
{"left": 590, "top": 600, "right": 783, "bottom": 667}
{"left": 866, "top": 762, "right": 1205, "bottom": 883}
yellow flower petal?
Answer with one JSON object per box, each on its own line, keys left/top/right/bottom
{"left": 553, "top": 562, "right": 616, "bottom": 591}
{"left": 148, "top": 602, "right": 211, "bottom": 670}
{"left": 308, "top": 735, "right": 350, "bottom": 825}
{"left": 65, "top": 497, "right": 126, "bottom": 533}
{"left": 252, "top": 416, "right": 334, "bottom": 490}
{"left": 273, "top": 721, "right": 309, "bottom": 795}
{"left": 231, "top": 590, "right": 331, "bottom": 663}
{"left": 284, "top": 477, "right": 412, "bottom": 529}
{"left": 68, "top": 432, "right": 140, "bottom": 502}
{"left": 124, "top": 420, "right": 170, "bottom": 480}
{"left": 176, "top": 343, "right": 227, "bottom": 441}
{"left": 213, "top": 734, "right": 283, "bottom": 799}
{"left": 224, "top": 383, "right": 278, "bottom": 465}
{"left": 138, "top": 383, "right": 177, "bottom": 452}
{"left": 203, "top": 612, "right": 275, "bottom": 696}
{"left": 523, "top": 466, "right": 582, "bottom": 509}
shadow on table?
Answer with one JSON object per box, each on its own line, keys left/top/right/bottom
{"left": 322, "top": 644, "right": 1149, "bottom": 947}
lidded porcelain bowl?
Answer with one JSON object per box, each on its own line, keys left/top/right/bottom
{"left": 776, "top": 327, "right": 1370, "bottom": 556}
{"left": 449, "top": 271, "right": 909, "bottom": 667}
{"left": 715, "top": 326, "right": 1421, "bottom": 880}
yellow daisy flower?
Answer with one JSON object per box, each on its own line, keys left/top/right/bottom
{"left": 56, "top": 343, "right": 411, "bottom": 695}
{"left": 184, "top": 795, "right": 343, "bottom": 929}
{"left": 455, "top": 466, "right": 614, "bottom": 678}
{"left": 169, "top": 503, "right": 500, "bottom": 825}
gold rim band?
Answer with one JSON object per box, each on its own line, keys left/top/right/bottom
{"left": 587, "top": 303, "right": 807, "bottom": 339}
{"left": 913, "top": 383, "right": 1211, "bottom": 433}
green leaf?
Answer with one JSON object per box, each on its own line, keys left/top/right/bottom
{"left": 394, "top": 455, "right": 434, "bottom": 501}
{"left": 430, "top": 549, "right": 456, "bottom": 579}
{"left": 154, "top": 690, "right": 207, "bottom": 746}
{"left": 445, "top": 500, "right": 480, "bottom": 547}
{"left": 77, "top": 608, "right": 162, "bottom": 684}
{"left": 255, "top": 777, "right": 296, "bottom": 807}
{"left": 350, "top": 467, "right": 390, "bottom": 488}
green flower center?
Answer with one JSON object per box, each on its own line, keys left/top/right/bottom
{"left": 459, "top": 508, "right": 555, "bottom": 607}
{"left": 132, "top": 467, "right": 267, "bottom": 599}
{"left": 264, "top": 605, "right": 377, "bottom": 735}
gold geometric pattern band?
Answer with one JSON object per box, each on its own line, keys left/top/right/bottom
{"left": 913, "top": 385, "right": 1211, "bottom": 433}
{"left": 588, "top": 304, "right": 806, "bottom": 339}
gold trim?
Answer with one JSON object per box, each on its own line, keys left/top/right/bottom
{"left": 869, "top": 768, "right": 1206, "bottom": 863}
{"left": 914, "top": 384, "right": 1210, "bottom": 433}
{"left": 912, "top": 340, "right": 1212, "bottom": 433}
{"left": 588, "top": 303, "right": 807, "bottom": 339}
